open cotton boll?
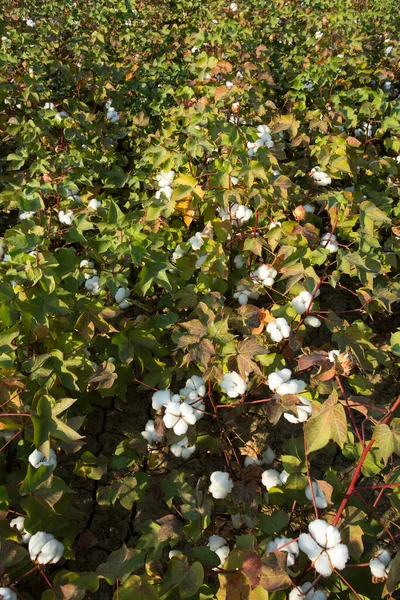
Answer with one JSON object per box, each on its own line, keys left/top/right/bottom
{"left": 29, "top": 531, "right": 64, "bottom": 564}
{"left": 10, "top": 516, "right": 31, "bottom": 544}
{"left": 141, "top": 420, "right": 163, "bottom": 444}
{"left": 320, "top": 233, "right": 339, "bottom": 253}
{"left": 58, "top": 210, "right": 74, "bottom": 225}
{"left": 28, "top": 448, "right": 57, "bottom": 470}
{"left": 163, "top": 400, "right": 197, "bottom": 435}
{"left": 209, "top": 471, "right": 233, "bottom": 499}
{"left": 156, "top": 171, "right": 175, "bottom": 188}
{"left": 152, "top": 389, "right": 171, "bottom": 410}
{"left": 299, "top": 519, "right": 349, "bottom": 576}
{"left": 170, "top": 437, "right": 196, "bottom": 459}
{"left": 85, "top": 276, "right": 101, "bottom": 295}
{"left": 269, "top": 220, "right": 282, "bottom": 230}
{"left": 277, "top": 379, "right": 306, "bottom": 396}
{"left": 233, "top": 204, "right": 253, "bottom": 224}
{"left": 245, "top": 446, "right": 276, "bottom": 467}
{"left": 328, "top": 350, "right": 340, "bottom": 362}
{"left": 304, "top": 204, "right": 315, "bottom": 213}
{"left": 261, "top": 469, "right": 282, "bottom": 491}
{"left": 180, "top": 375, "right": 206, "bottom": 399}
{"left": 189, "top": 232, "right": 204, "bottom": 250}
{"left": 0, "top": 588, "right": 17, "bottom": 600}
{"left": 284, "top": 396, "right": 312, "bottom": 423}
{"left": 88, "top": 199, "right": 101, "bottom": 211}
{"left": 233, "top": 285, "right": 251, "bottom": 306}
{"left": 266, "top": 535, "right": 299, "bottom": 567}
{"left": 155, "top": 185, "right": 173, "bottom": 200}
{"left": 230, "top": 2, "right": 238, "bottom": 11}
{"left": 80, "top": 259, "right": 94, "bottom": 269}
{"left": 115, "top": 287, "right": 130, "bottom": 304}
{"left": 234, "top": 255, "right": 246, "bottom": 269}
{"left": 172, "top": 244, "right": 186, "bottom": 263}
{"left": 310, "top": 168, "right": 332, "bottom": 186}
{"left": 19, "top": 211, "right": 35, "bottom": 221}
{"left": 195, "top": 254, "right": 208, "bottom": 268}
{"left": 208, "top": 535, "right": 230, "bottom": 568}
{"left": 169, "top": 549, "right": 183, "bottom": 559}
{"left": 267, "top": 368, "right": 292, "bottom": 392}
{"left": 44, "top": 102, "right": 55, "bottom": 110}
{"left": 251, "top": 265, "right": 278, "bottom": 287}
{"left": 289, "top": 582, "right": 327, "bottom": 600}
{"left": 220, "top": 371, "right": 247, "bottom": 398}
{"left": 267, "top": 318, "right": 291, "bottom": 342}
{"left": 369, "top": 549, "right": 392, "bottom": 578}
{"left": 292, "top": 291, "right": 313, "bottom": 314}
{"left": 305, "top": 482, "right": 328, "bottom": 509}
{"left": 304, "top": 316, "right": 322, "bottom": 328}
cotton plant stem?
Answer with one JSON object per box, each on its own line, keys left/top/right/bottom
{"left": 332, "top": 395, "right": 400, "bottom": 527}
{"left": 304, "top": 429, "right": 319, "bottom": 519}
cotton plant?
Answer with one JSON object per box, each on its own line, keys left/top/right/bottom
{"left": 115, "top": 287, "right": 130, "bottom": 309}
{"left": 320, "top": 232, "right": 339, "bottom": 253}
{"left": 266, "top": 317, "right": 291, "bottom": 342}
{"left": 305, "top": 482, "right": 328, "bottom": 509}
{"left": 208, "top": 535, "right": 230, "bottom": 569}
{"left": 299, "top": 519, "right": 349, "bottom": 576}
{"left": 10, "top": 516, "right": 31, "bottom": 543}
{"left": 220, "top": 371, "right": 247, "bottom": 398}
{"left": 266, "top": 535, "right": 299, "bottom": 567}
{"left": 369, "top": 549, "right": 392, "bottom": 579}
{"left": 29, "top": 531, "right": 64, "bottom": 564}
{"left": 289, "top": 582, "right": 327, "bottom": 600}
{"left": 310, "top": 168, "right": 331, "bottom": 186}
{"left": 28, "top": 448, "right": 57, "bottom": 470}
{"left": 209, "top": 471, "right": 234, "bottom": 499}
{"left": 58, "top": 210, "right": 74, "bottom": 225}
{"left": 250, "top": 264, "right": 278, "bottom": 287}
{"left": 170, "top": 436, "right": 196, "bottom": 459}
{"left": 155, "top": 170, "right": 175, "bottom": 200}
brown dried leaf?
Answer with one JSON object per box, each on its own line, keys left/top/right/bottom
{"left": 242, "top": 552, "right": 262, "bottom": 588}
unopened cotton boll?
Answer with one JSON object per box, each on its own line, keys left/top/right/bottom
{"left": 369, "top": 549, "right": 392, "bottom": 579}
{"left": 284, "top": 396, "right": 312, "bottom": 423}
{"left": 320, "top": 232, "right": 339, "bottom": 253}
{"left": 289, "top": 582, "right": 327, "bottom": 600}
{"left": 266, "top": 535, "right": 299, "bottom": 567}
{"left": 88, "top": 199, "right": 101, "bottom": 211}
{"left": 170, "top": 436, "right": 196, "bottom": 459}
{"left": 299, "top": 519, "right": 349, "bottom": 576}
{"left": 304, "top": 315, "right": 322, "bottom": 328}
{"left": 209, "top": 471, "right": 233, "bottom": 499}
{"left": 163, "top": 400, "right": 197, "bottom": 435}
{"left": 152, "top": 389, "right": 171, "bottom": 410}
{"left": 208, "top": 535, "right": 230, "bottom": 568}
{"left": 10, "top": 516, "right": 31, "bottom": 543}
{"left": 29, "top": 531, "right": 64, "bottom": 564}
{"left": 292, "top": 290, "right": 313, "bottom": 314}
{"left": 141, "top": 420, "right": 163, "bottom": 444}
{"left": 220, "top": 371, "right": 247, "bottom": 398}
{"left": 28, "top": 448, "right": 57, "bottom": 470}
{"left": 267, "top": 318, "right": 291, "bottom": 342}
{"left": 305, "top": 482, "right": 328, "bottom": 509}
{"left": 85, "top": 276, "right": 101, "bottom": 295}
{"left": 19, "top": 211, "right": 35, "bottom": 221}
{"left": 58, "top": 210, "right": 74, "bottom": 225}
{"left": 0, "top": 588, "right": 17, "bottom": 600}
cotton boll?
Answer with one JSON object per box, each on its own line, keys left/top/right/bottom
{"left": 118, "top": 299, "right": 129, "bottom": 309}
{"left": 208, "top": 535, "right": 230, "bottom": 568}
{"left": 209, "top": 471, "right": 233, "bottom": 499}
{"left": 19, "top": 211, "right": 35, "bottom": 221}
{"left": 261, "top": 469, "right": 282, "bottom": 491}
{"left": 304, "top": 316, "right": 322, "bottom": 328}
{"left": 299, "top": 519, "right": 349, "bottom": 576}
{"left": 155, "top": 185, "right": 173, "bottom": 200}
{"left": 226, "top": 81, "right": 234, "bottom": 89}
{"left": 84, "top": 276, "right": 101, "bottom": 295}
{"left": 152, "top": 390, "right": 171, "bottom": 410}
{"left": 328, "top": 350, "right": 340, "bottom": 363}
{"left": 195, "top": 254, "right": 208, "bottom": 268}
{"left": 220, "top": 371, "right": 247, "bottom": 398}
{"left": 279, "top": 470, "right": 289, "bottom": 484}
{"left": 0, "top": 588, "right": 17, "bottom": 600}
{"left": 37, "top": 538, "right": 64, "bottom": 564}
{"left": 234, "top": 255, "right": 245, "bottom": 269}
{"left": 58, "top": 210, "right": 74, "bottom": 225}
{"left": 292, "top": 291, "right": 313, "bottom": 314}
{"left": 29, "top": 532, "right": 55, "bottom": 561}
{"left": 244, "top": 455, "right": 261, "bottom": 467}
{"left": 189, "top": 232, "right": 204, "bottom": 250}
{"left": 304, "top": 204, "right": 315, "bottom": 213}
{"left": 277, "top": 379, "right": 306, "bottom": 396}
{"left": 266, "top": 535, "right": 299, "bottom": 567}
{"left": 28, "top": 448, "right": 57, "bottom": 470}
{"left": 141, "top": 420, "right": 163, "bottom": 444}
{"left": 172, "top": 244, "right": 186, "bottom": 263}
{"left": 156, "top": 171, "right": 175, "bottom": 188}
{"left": 305, "top": 482, "right": 328, "bottom": 509}
{"left": 267, "top": 368, "right": 292, "bottom": 392}
{"left": 320, "top": 233, "right": 339, "bottom": 253}
{"left": 267, "top": 318, "right": 291, "bottom": 342}
{"left": 163, "top": 400, "right": 196, "bottom": 435}
{"left": 369, "top": 550, "right": 392, "bottom": 578}
{"left": 262, "top": 446, "right": 276, "bottom": 464}
{"left": 169, "top": 549, "right": 182, "bottom": 559}
{"left": 88, "top": 199, "right": 101, "bottom": 211}
{"left": 10, "top": 516, "right": 31, "bottom": 544}
{"left": 170, "top": 437, "right": 196, "bottom": 459}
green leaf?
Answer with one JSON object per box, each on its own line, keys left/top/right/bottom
{"left": 115, "top": 575, "right": 158, "bottom": 600}
{"left": 97, "top": 544, "right": 144, "bottom": 584}
{"left": 257, "top": 510, "right": 289, "bottom": 535}
{"left": 390, "top": 331, "right": 400, "bottom": 356}
{"left": 305, "top": 390, "right": 347, "bottom": 453}
{"left": 373, "top": 421, "right": 400, "bottom": 464}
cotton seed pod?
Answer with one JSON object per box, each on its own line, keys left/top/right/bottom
{"left": 338, "top": 352, "right": 355, "bottom": 376}
{"left": 293, "top": 206, "right": 307, "bottom": 222}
